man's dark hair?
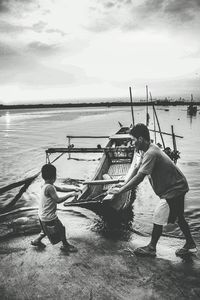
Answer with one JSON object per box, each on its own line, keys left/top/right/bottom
{"left": 41, "top": 164, "right": 56, "bottom": 180}
{"left": 129, "top": 123, "right": 150, "bottom": 141}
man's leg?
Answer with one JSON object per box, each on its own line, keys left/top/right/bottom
{"left": 149, "top": 224, "right": 163, "bottom": 249}
{"left": 177, "top": 215, "right": 197, "bottom": 252}
{"left": 134, "top": 199, "right": 168, "bottom": 257}
{"left": 31, "top": 231, "right": 46, "bottom": 247}
{"left": 167, "top": 194, "right": 197, "bottom": 254}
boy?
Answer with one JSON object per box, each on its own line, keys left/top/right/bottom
{"left": 31, "top": 164, "right": 81, "bottom": 253}
{"left": 108, "top": 123, "right": 197, "bottom": 257}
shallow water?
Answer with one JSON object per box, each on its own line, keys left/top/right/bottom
{"left": 0, "top": 106, "right": 200, "bottom": 244}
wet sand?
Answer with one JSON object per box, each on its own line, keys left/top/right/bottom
{"left": 1, "top": 212, "right": 200, "bottom": 300}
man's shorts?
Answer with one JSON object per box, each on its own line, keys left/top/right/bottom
{"left": 153, "top": 194, "right": 185, "bottom": 226}
{"left": 39, "top": 218, "right": 66, "bottom": 245}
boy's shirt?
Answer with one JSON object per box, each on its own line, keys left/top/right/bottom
{"left": 138, "top": 143, "right": 189, "bottom": 199}
{"left": 38, "top": 183, "right": 57, "bottom": 222}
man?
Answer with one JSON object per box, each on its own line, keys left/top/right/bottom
{"left": 108, "top": 123, "right": 197, "bottom": 257}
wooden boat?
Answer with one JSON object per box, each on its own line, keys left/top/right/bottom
{"left": 187, "top": 103, "right": 197, "bottom": 115}
{"left": 187, "top": 94, "right": 197, "bottom": 115}
{"left": 45, "top": 103, "right": 183, "bottom": 217}
{"left": 46, "top": 126, "right": 136, "bottom": 216}
{"left": 0, "top": 88, "right": 183, "bottom": 218}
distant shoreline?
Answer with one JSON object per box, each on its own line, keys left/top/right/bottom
{"left": 0, "top": 100, "right": 199, "bottom": 110}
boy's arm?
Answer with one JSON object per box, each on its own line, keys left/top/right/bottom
{"left": 47, "top": 185, "right": 78, "bottom": 204}
{"left": 54, "top": 185, "right": 81, "bottom": 193}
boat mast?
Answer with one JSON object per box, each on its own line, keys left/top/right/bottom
{"left": 150, "top": 91, "right": 157, "bottom": 144}
{"left": 129, "top": 86, "right": 135, "bottom": 126}
{"left": 146, "top": 85, "right": 150, "bottom": 126}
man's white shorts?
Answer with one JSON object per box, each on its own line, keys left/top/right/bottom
{"left": 153, "top": 199, "right": 170, "bottom": 226}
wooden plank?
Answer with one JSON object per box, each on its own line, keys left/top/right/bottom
{"left": 46, "top": 147, "right": 104, "bottom": 154}
{"left": 66, "top": 135, "right": 109, "bottom": 138}
{"left": 109, "top": 134, "right": 132, "bottom": 140}
{"left": 83, "top": 179, "right": 124, "bottom": 185}
{"left": 46, "top": 147, "right": 134, "bottom": 154}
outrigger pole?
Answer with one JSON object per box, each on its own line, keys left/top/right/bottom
{"left": 152, "top": 104, "right": 166, "bottom": 149}
{"left": 149, "top": 91, "right": 157, "bottom": 144}
{"left": 129, "top": 86, "right": 135, "bottom": 126}
{"left": 146, "top": 85, "right": 150, "bottom": 126}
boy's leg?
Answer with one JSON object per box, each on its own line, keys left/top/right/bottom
{"left": 31, "top": 220, "right": 46, "bottom": 247}
{"left": 57, "top": 220, "right": 78, "bottom": 253}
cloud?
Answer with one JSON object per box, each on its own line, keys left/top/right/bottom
{"left": 46, "top": 28, "right": 66, "bottom": 37}
{"left": 0, "top": 0, "right": 38, "bottom": 16}
{"left": 0, "top": 0, "right": 9, "bottom": 13}
{"left": 86, "top": 0, "right": 200, "bottom": 34}
{"left": 27, "top": 41, "right": 59, "bottom": 54}
{"left": 32, "top": 21, "right": 47, "bottom": 33}
{"left": 0, "top": 20, "right": 31, "bottom": 34}
{"left": 0, "top": 41, "right": 16, "bottom": 56}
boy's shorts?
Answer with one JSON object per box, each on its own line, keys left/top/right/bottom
{"left": 153, "top": 194, "right": 185, "bottom": 226}
{"left": 39, "top": 218, "right": 66, "bottom": 245}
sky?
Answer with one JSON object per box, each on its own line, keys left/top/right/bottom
{"left": 0, "top": 0, "right": 200, "bottom": 104}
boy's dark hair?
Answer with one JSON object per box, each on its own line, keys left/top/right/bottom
{"left": 129, "top": 123, "right": 150, "bottom": 142}
{"left": 41, "top": 164, "right": 56, "bottom": 180}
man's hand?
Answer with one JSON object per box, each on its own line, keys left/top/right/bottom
{"left": 107, "top": 186, "right": 121, "bottom": 195}
{"left": 114, "top": 183, "right": 124, "bottom": 188}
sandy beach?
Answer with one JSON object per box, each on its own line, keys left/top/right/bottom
{"left": 1, "top": 211, "right": 200, "bottom": 300}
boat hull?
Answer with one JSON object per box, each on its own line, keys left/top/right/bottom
{"left": 64, "top": 127, "right": 136, "bottom": 215}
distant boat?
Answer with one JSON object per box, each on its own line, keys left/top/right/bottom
{"left": 187, "top": 94, "right": 197, "bottom": 116}
{"left": 157, "top": 108, "right": 169, "bottom": 112}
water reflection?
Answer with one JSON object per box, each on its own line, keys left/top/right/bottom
{"left": 5, "top": 111, "right": 11, "bottom": 129}
{"left": 0, "top": 106, "right": 200, "bottom": 245}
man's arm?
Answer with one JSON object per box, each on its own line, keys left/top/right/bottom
{"left": 124, "top": 166, "right": 139, "bottom": 184}
{"left": 124, "top": 152, "right": 143, "bottom": 184}
{"left": 108, "top": 172, "right": 146, "bottom": 195}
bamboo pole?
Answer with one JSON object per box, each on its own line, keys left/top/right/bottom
{"left": 46, "top": 146, "right": 134, "bottom": 154}
{"left": 83, "top": 179, "right": 124, "bottom": 185}
{"left": 171, "top": 125, "right": 178, "bottom": 164}
{"left": 146, "top": 85, "right": 149, "bottom": 126}
{"left": 148, "top": 129, "right": 183, "bottom": 138}
{"left": 68, "top": 136, "right": 71, "bottom": 159}
{"left": 66, "top": 135, "right": 109, "bottom": 139}
{"left": 152, "top": 104, "right": 166, "bottom": 149}
{"left": 150, "top": 92, "right": 156, "bottom": 143}
{"left": 129, "top": 86, "right": 134, "bottom": 126}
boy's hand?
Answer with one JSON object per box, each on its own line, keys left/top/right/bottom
{"left": 74, "top": 187, "right": 82, "bottom": 193}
